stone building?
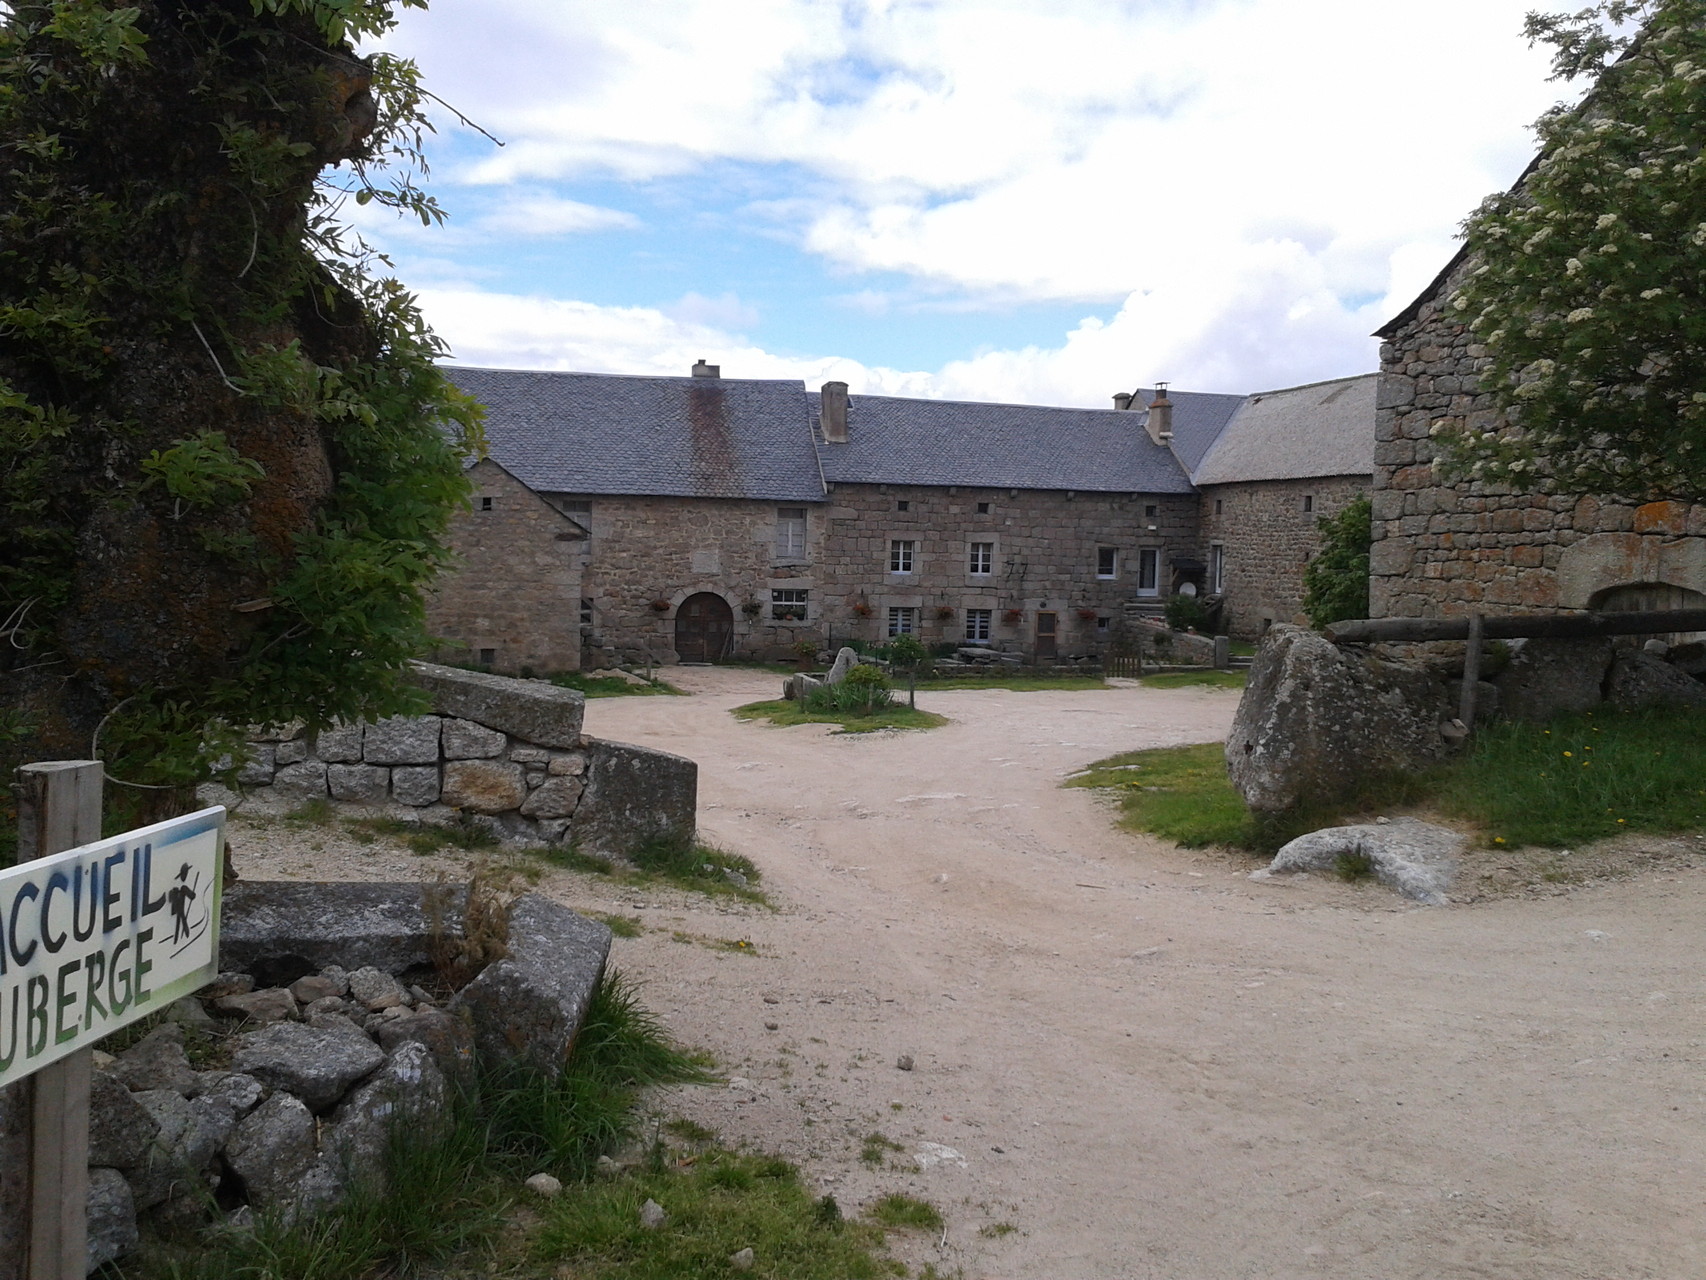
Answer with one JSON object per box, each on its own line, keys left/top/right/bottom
{"left": 1190, "top": 374, "right": 1376, "bottom": 638}
{"left": 1371, "top": 251, "right": 1706, "bottom": 621}
{"left": 434, "top": 362, "right": 1376, "bottom": 668}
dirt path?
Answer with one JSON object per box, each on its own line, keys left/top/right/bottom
{"left": 240, "top": 668, "right": 1706, "bottom": 1279}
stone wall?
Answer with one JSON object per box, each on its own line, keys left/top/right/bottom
{"left": 1373, "top": 255, "right": 1706, "bottom": 619}
{"left": 219, "top": 663, "right": 696, "bottom": 856}
{"left": 1198, "top": 475, "right": 1369, "bottom": 639}
{"left": 814, "top": 483, "right": 1200, "bottom": 657}
{"left": 427, "top": 459, "right": 585, "bottom": 674}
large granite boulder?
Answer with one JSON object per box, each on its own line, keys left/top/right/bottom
{"left": 1259, "top": 818, "right": 1464, "bottom": 906}
{"left": 1605, "top": 648, "right": 1706, "bottom": 711}
{"left": 325, "top": 1041, "right": 450, "bottom": 1193}
{"left": 1228, "top": 626, "right": 1460, "bottom": 812}
{"left": 410, "top": 661, "right": 585, "bottom": 748}
{"left": 1490, "top": 636, "right": 1614, "bottom": 723}
{"left": 574, "top": 738, "right": 697, "bottom": 857}
{"left": 224, "top": 1093, "right": 328, "bottom": 1214}
{"left": 450, "top": 895, "right": 611, "bottom": 1074}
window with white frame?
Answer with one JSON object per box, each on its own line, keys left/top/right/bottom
{"left": 775, "top": 507, "right": 807, "bottom": 558}
{"left": 887, "top": 606, "right": 918, "bottom": 636}
{"left": 964, "top": 608, "right": 992, "bottom": 642}
{"left": 579, "top": 598, "right": 594, "bottom": 627}
{"left": 771, "top": 588, "right": 808, "bottom": 621}
{"left": 968, "top": 542, "right": 994, "bottom": 575}
{"left": 1210, "top": 543, "right": 1225, "bottom": 592}
{"left": 1096, "top": 546, "right": 1118, "bottom": 578}
{"left": 1137, "top": 547, "right": 1160, "bottom": 596}
{"left": 889, "top": 540, "right": 916, "bottom": 573}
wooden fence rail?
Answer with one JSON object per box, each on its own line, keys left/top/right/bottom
{"left": 1325, "top": 609, "right": 1706, "bottom": 646}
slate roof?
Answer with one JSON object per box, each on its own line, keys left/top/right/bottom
{"left": 1189, "top": 373, "right": 1376, "bottom": 486}
{"left": 443, "top": 367, "right": 825, "bottom": 502}
{"left": 1132, "top": 388, "right": 1247, "bottom": 474}
{"left": 811, "top": 392, "right": 1197, "bottom": 494}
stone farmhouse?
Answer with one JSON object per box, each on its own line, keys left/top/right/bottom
{"left": 1372, "top": 246, "right": 1706, "bottom": 624}
{"left": 424, "top": 362, "right": 1376, "bottom": 671}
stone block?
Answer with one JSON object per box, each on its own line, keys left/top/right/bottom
{"left": 237, "top": 744, "right": 276, "bottom": 787}
{"left": 348, "top": 966, "right": 409, "bottom": 1011}
{"left": 1606, "top": 650, "right": 1706, "bottom": 712}
{"left": 1491, "top": 637, "right": 1613, "bottom": 723}
{"left": 224, "top": 1092, "right": 321, "bottom": 1211}
{"left": 449, "top": 895, "right": 612, "bottom": 1074}
{"left": 509, "top": 747, "right": 550, "bottom": 764}
{"left": 374, "top": 1009, "right": 477, "bottom": 1090}
{"left": 442, "top": 760, "right": 527, "bottom": 813}
{"left": 270, "top": 761, "right": 328, "bottom": 803}
{"left": 390, "top": 765, "right": 441, "bottom": 806}
{"left": 329, "top": 764, "right": 390, "bottom": 803}
{"left": 547, "top": 753, "right": 587, "bottom": 777}
{"left": 275, "top": 739, "right": 309, "bottom": 766}
{"left": 315, "top": 722, "right": 365, "bottom": 764}
{"left": 442, "top": 717, "right": 506, "bottom": 759}
{"left": 215, "top": 987, "right": 299, "bottom": 1023}
{"left": 87, "top": 1168, "right": 139, "bottom": 1273}
{"left": 109, "top": 1024, "right": 199, "bottom": 1095}
{"left": 89, "top": 1070, "right": 160, "bottom": 1168}
{"left": 229, "top": 1022, "right": 385, "bottom": 1113}
{"left": 520, "top": 776, "right": 584, "bottom": 819}
{"left": 325, "top": 1041, "right": 450, "bottom": 1194}
{"left": 221, "top": 881, "right": 464, "bottom": 976}
{"left": 363, "top": 715, "right": 441, "bottom": 765}
{"left": 573, "top": 738, "right": 697, "bottom": 858}
{"left": 410, "top": 661, "right": 585, "bottom": 748}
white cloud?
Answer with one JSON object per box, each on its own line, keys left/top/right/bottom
{"left": 661, "top": 291, "right": 761, "bottom": 332}
{"left": 475, "top": 194, "right": 639, "bottom": 237}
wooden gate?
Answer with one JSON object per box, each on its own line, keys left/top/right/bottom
{"left": 675, "top": 592, "right": 733, "bottom": 663}
{"left": 1035, "top": 611, "right": 1058, "bottom": 660}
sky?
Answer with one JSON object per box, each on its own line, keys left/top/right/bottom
{"left": 356, "top": 0, "right": 1576, "bottom": 406}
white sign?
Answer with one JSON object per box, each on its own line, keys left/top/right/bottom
{"left": 0, "top": 806, "right": 225, "bottom": 1088}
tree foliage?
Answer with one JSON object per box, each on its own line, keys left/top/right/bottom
{"left": 0, "top": 0, "right": 480, "bottom": 791}
{"left": 1301, "top": 497, "right": 1372, "bottom": 629}
{"left": 1440, "top": 0, "right": 1706, "bottom": 502}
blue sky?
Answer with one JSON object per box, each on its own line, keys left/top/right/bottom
{"left": 357, "top": 0, "right": 1574, "bottom": 406}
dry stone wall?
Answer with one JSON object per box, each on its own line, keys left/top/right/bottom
{"left": 1374, "top": 255, "right": 1706, "bottom": 619}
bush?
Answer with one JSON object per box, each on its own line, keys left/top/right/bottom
{"left": 806, "top": 664, "right": 893, "bottom": 716}
{"left": 1162, "top": 594, "right": 1210, "bottom": 632}
{"left": 1301, "top": 497, "right": 1371, "bottom": 629}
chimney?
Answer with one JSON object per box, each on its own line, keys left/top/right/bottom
{"left": 691, "top": 358, "right": 720, "bottom": 378}
{"left": 820, "top": 381, "right": 849, "bottom": 443}
{"left": 1146, "top": 381, "right": 1174, "bottom": 446}
{"left": 1112, "top": 391, "right": 1134, "bottom": 411}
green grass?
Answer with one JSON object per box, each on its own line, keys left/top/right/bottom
{"left": 343, "top": 813, "right": 499, "bottom": 855}
{"left": 551, "top": 670, "right": 683, "bottom": 698}
{"left": 866, "top": 1194, "right": 943, "bottom": 1231}
{"left": 732, "top": 699, "right": 949, "bottom": 734}
{"left": 1071, "top": 705, "right": 1706, "bottom": 854}
{"left": 859, "top": 1132, "right": 906, "bottom": 1166}
{"left": 595, "top": 912, "right": 645, "bottom": 938}
{"left": 912, "top": 674, "right": 1107, "bottom": 692}
{"left": 520, "top": 835, "right": 770, "bottom": 904}
{"left": 1138, "top": 670, "right": 1247, "bottom": 690}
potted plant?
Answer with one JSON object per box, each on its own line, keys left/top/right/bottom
{"left": 1076, "top": 608, "right": 1098, "bottom": 621}
{"left": 935, "top": 605, "right": 955, "bottom": 620}
{"left": 741, "top": 600, "right": 762, "bottom": 618}
{"left": 792, "top": 639, "right": 819, "bottom": 671}
{"left": 1003, "top": 608, "right": 1023, "bottom": 624}
{"left": 853, "top": 602, "right": 873, "bottom": 618}
{"left": 649, "top": 599, "right": 671, "bottom": 612}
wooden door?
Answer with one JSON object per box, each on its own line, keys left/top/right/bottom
{"left": 1035, "top": 611, "right": 1058, "bottom": 659}
{"left": 675, "top": 593, "right": 733, "bottom": 662}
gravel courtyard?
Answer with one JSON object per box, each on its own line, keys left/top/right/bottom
{"left": 240, "top": 666, "right": 1706, "bottom": 1280}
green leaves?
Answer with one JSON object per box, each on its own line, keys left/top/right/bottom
{"left": 140, "top": 431, "right": 266, "bottom": 511}
{"left": 1301, "top": 497, "right": 1371, "bottom": 629}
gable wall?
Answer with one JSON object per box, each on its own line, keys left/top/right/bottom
{"left": 1373, "top": 256, "right": 1706, "bottom": 619}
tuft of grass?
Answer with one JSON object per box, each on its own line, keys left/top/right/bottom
{"left": 664, "top": 1117, "right": 717, "bottom": 1144}
{"left": 732, "top": 699, "right": 949, "bottom": 734}
{"left": 859, "top": 1132, "right": 906, "bottom": 1166}
{"left": 1138, "top": 670, "right": 1247, "bottom": 690}
{"left": 912, "top": 674, "right": 1107, "bottom": 692}
{"left": 551, "top": 670, "right": 683, "bottom": 698}
{"left": 344, "top": 813, "right": 499, "bottom": 854}
{"left": 979, "top": 1221, "right": 1019, "bottom": 1238}
{"left": 1334, "top": 848, "right": 1376, "bottom": 882}
{"left": 284, "top": 796, "right": 334, "bottom": 826}
{"left": 595, "top": 912, "right": 645, "bottom": 938}
{"left": 866, "top": 1194, "right": 943, "bottom": 1231}
{"left": 530, "top": 843, "right": 618, "bottom": 875}
{"left": 628, "top": 834, "right": 769, "bottom": 902}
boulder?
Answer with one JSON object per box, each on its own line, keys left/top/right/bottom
{"left": 324, "top": 1042, "right": 450, "bottom": 1193}
{"left": 390, "top": 765, "right": 441, "bottom": 806}
{"left": 215, "top": 987, "right": 299, "bottom": 1023}
{"left": 314, "top": 722, "right": 365, "bottom": 764}
{"left": 823, "top": 647, "right": 860, "bottom": 685}
{"left": 410, "top": 661, "right": 585, "bottom": 748}
{"left": 1491, "top": 636, "right": 1614, "bottom": 723}
{"left": 87, "top": 1168, "right": 139, "bottom": 1273}
{"left": 362, "top": 715, "right": 441, "bottom": 766}
{"left": 125, "top": 1090, "right": 194, "bottom": 1210}
{"left": 1605, "top": 649, "right": 1706, "bottom": 712}
{"left": 329, "top": 764, "right": 390, "bottom": 803}
{"left": 274, "top": 739, "right": 308, "bottom": 766}
{"left": 373, "top": 1009, "right": 477, "bottom": 1090}
{"left": 1260, "top": 818, "right": 1465, "bottom": 906}
{"left": 290, "top": 970, "right": 348, "bottom": 1004}
{"left": 450, "top": 895, "right": 612, "bottom": 1074}
{"left": 574, "top": 738, "right": 697, "bottom": 858}
{"left": 109, "top": 1024, "right": 198, "bottom": 1095}
{"left": 519, "top": 776, "right": 584, "bottom": 819}
{"left": 229, "top": 1023, "right": 385, "bottom": 1113}
{"left": 224, "top": 1092, "right": 321, "bottom": 1212}
{"left": 237, "top": 744, "right": 276, "bottom": 787}
{"left": 347, "top": 966, "right": 409, "bottom": 1012}
{"left": 1227, "top": 626, "right": 1459, "bottom": 813}
{"left": 89, "top": 1071, "right": 160, "bottom": 1168}
{"left": 195, "top": 1071, "right": 266, "bottom": 1118}
{"left": 441, "top": 760, "right": 527, "bottom": 813}
{"left": 269, "top": 761, "right": 328, "bottom": 803}
{"left": 221, "top": 881, "right": 462, "bottom": 975}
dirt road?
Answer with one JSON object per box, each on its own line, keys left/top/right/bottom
{"left": 241, "top": 667, "right": 1706, "bottom": 1278}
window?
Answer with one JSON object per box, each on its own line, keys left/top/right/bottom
{"left": 968, "top": 542, "right": 994, "bottom": 575}
{"left": 976, "top": 502, "right": 991, "bottom": 514}
{"left": 478, "top": 647, "right": 496, "bottom": 667}
{"left": 1303, "top": 494, "right": 1315, "bottom": 513}
{"left": 771, "top": 588, "right": 808, "bottom": 621}
{"left": 479, "top": 496, "right": 493, "bottom": 511}
{"left": 964, "top": 609, "right": 992, "bottom": 642}
{"left": 1096, "top": 615, "right": 1111, "bottom": 633}
{"left": 897, "top": 500, "right": 910, "bottom": 511}
{"left": 889, "top": 540, "right": 916, "bottom": 573}
{"left": 1096, "top": 547, "right": 1118, "bottom": 579}
{"left": 887, "top": 606, "right": 918, "bottom": 636}
{"left": 775, "top": 507, "right": 807, "bottom": 558}
{"left": 1214, "top": 498, "right": 1224, "bottom": 515}
{"left": 1210, "top": 544, "right": 1225, "bottom": 593}
{"left": 579, "top": 598, "right": 594, "bottom": 627}
{"left": 1137, "top": 548, "right": 1160, "bottom": 596}
{"left": 561, "top": 499, "right": 591, "bottom": 516}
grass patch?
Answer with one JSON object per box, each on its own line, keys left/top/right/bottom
{"left": 343, "top": 813, "right": 500, "bottom": 855}
{"left": 980, "top": 1221, "right": 1019, "bottom": 1238}
{"left": 1139, "top": 670, "right": 1247, "bottom": 690}
{"left": 595, "top": 912, "right": 645, "bottom": 938}
{"left": 1334, "top": 848, "right": 1376, "bottom": 882}
{"left": 867, "top": 1194, "right": 943, "bottom": 1231}
{"left": 552, "top": 670, "right": 683, "bottom": 698}
{"left": 732, "top": 699, "right": 949, "bottom": 734}
{"left": 517, "top": 835, "right": 771, "bottom": 905}
{"left": 860, "top": 1132, "right": 906, "bottom": 1166}
{"left": 912, "top": 674, "right": 1107, "bottom": 692}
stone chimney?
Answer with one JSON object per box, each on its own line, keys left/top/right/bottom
{"left": 1146, "top": 382, "right": 1174, "bottom": 445}
{"left": 691, "top": 358, "right": 720, "bottom": 378}
{"left": 1112, "top": 391, "right": 1134, "bottom": 411}
{"left": 820, "top": 381, "right": 849, "bottom": 443}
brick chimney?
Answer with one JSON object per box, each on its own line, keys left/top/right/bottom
{"left": 820, "top": 381, "right": 849, "bottom": 443}
{"left": 1146, "top": 382, "right": 1174, "bottom": 445}
{"left": 691, "top": 358, "right": 720, "bottom": 378}
{"left": 1112, "top": 392, "right": 1134, "bottom": 411}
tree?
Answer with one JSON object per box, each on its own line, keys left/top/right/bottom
{"left": 0, "top": 0, "right": 480, "bottom": 798}
{"left": 1440, "top": 0, "right": 1706, "bottom": 502}
{"left": 1301, "top": 497, "right": 1372, "bottom": 629}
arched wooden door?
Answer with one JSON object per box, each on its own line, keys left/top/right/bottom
{"left": 675, "top": 593, "right": 734, "bottom": 662}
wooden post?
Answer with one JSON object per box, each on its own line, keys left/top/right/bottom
{"left": 1459, "top": 614, "right": 1484, "bottom": 730}
{"left": 12, "top": 760, "right": 102, "bottom": 1280}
